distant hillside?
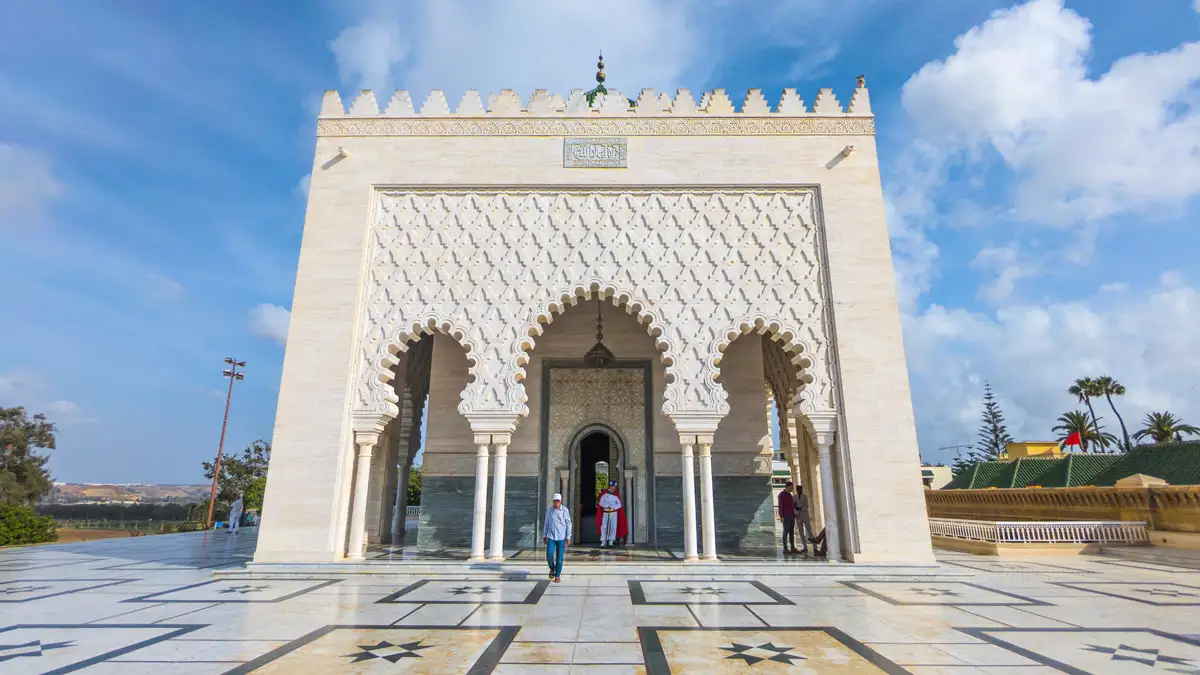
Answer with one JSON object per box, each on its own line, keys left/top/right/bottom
{"left": 46, "top": 483, "right": 210, "bottom": 504}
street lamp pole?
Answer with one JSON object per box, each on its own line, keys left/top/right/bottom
{"left": 205, "top": 358, "right": 246, "bottom": 529}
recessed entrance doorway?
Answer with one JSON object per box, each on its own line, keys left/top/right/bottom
{"left": 577, "top": 430, "right": 615, "bottom": 545}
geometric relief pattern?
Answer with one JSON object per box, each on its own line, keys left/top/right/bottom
{"left": 355, "top": 188, "right": 835, "bottom": 425}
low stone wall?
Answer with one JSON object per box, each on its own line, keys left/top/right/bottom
{"left": 927, "top": 485, "right": 1200, "bottom": 533}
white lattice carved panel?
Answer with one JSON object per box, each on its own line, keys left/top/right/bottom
{"left": 355, "top": 188, "right": 835, "bottom": 423}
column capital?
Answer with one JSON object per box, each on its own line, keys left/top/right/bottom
{"left": 666, "top": 410, "right": 724, "bottom": 436}
{"left": 473, "top": 434, "right": 493, "bottom": 447}
{"left": 696, "top": 434, "right": 715, "bottom": 447}
{"left": 802, "top": 411, "right": 838, "bottom": 448}
{"left": 354, "top": 429, "right": 382, "bottom": 450}
{"left": 465, "top": 412, "right": 519, "bottom": 435}
{"left": 677, "top": 435, "right": 696, "bottom": 452}
{"left": 351, "top": 411, "right": 390, "bottom": 435}
{"left": 491, "top": 433, "right": 512, "bottom": 447}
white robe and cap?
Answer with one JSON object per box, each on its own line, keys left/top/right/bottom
{"left": 597, "top": 491, "right": 623, "bottom": 545}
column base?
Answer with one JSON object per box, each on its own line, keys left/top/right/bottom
{"left": 347, "top": 553, "right": 365, "bottom": 561}
{"left": 468, "top": 555, "right": 488, "bottom": 562}
{"left": 701, "top": 554, "right": 719, "bottom": 562}
{"left": 683, "top": 555, "right": 701, "bottom": 563}
{"left": 487, "top": 554, "right": 506, "bottom": 562}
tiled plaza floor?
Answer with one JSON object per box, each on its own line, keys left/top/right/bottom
{"left": 3, "top": 530, "right": 1200, "bottom": 673}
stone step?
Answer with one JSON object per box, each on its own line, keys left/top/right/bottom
{"left": 217, "top": 560, "right": 965, "bottom": 579}
{"left": 1097, "top": 544, "right": 1200, "bottom": 570}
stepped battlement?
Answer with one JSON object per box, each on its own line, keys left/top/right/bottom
{"left": 320, "top": 82, "right": 871, "bottom": 118}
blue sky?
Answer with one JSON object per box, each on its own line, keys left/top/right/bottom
{"left": 1, "top": 0, "right": 1197, "bottom": 483}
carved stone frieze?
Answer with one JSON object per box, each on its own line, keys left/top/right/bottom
{"left": 354, "top": 188, "right": 835, "bottom": 421}
{"left": 317, "top": 117, "right": 875, "bottom": 138}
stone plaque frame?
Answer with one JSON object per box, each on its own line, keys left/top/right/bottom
{"left": 563, "top": 137, "right": 628, "bottom": 168}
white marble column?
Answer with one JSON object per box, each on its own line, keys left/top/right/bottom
{"left": 488, "top": 435, "right": 509, "bottom": 560}
{"left": 698, "top": 437, "right": 718, "bottom": 561}
{"left": 680, "top": 437, "right": 699, "bottom": 562}
{"left": 347, "top": 431, "right": 379, "bottom": 561}
{"left": 815, "top": 440, "right": 841, "bottom": 562}
{"left": 470, "top": 435, "right": 491, "bottom": 561}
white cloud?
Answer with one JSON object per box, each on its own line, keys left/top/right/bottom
{"left": 0, "top": 368, "right": 48, "bottom": 403}
{"left": 971, "top": 243, "right": 1041, "bottom": 303}
{"left": 46, "top": 400, "right": 98, "bottom": 424}
{"left": 249, "top": 303, "right": 290, "bottom": 345}
{"left": 901, "top": 0, "right": 1200, "bottom": 226}
{"left": 908, "top": 272, "right": 1200, "bottom": 461}
{"left": 1099, "top": 282, "right": 1129, "bottom": 294}
{"left": 0, "top": 143, "right": 63, "bottom": 226}
{"left": 295, "top": 173, "right": 311, "bottom": 199}
{"left": 146, "top": 273, "right": 184, "bottom": 301}
{"left": 329, "top": 0, "right": 704, "bottom": 102}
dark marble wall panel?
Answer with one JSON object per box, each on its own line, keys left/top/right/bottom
{"left": 655, "top": 475, "right": 775, "bottom": 553}
{"left": 417, "top": 476, "right": 540, "bottom": 549}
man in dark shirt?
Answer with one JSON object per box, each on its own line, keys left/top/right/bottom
{"left": 778, "top": 481, "right": 798, "bottom": 555}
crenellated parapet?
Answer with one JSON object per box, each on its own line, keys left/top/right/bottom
{"left": 316, "top": 82, "right": 874, "bottom": 137}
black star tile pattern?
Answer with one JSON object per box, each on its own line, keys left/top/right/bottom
{"left": 720, "top": 642, "right": 807, "bottom": 666}
{"left": 217, "top": 584, "right": 271, "bottom": 595}
{"left": 908, "top": 588, "right": 962, "bottom": 597}
{"left": 1082, "top": 643, "right": 1197, "bottom": 668}
{"left": 1140, "top": 588, "right": 1200, "bottom": 598}
{"left": 679, "top": 586, "right": 727, "bottom": 596}
{"left": 344, "top": 639, "right": 433, "bottom": 663}
{"left": 0, "top": 639, "right": 75, "bottom": 663}
{"left": 448, "top": 585, "right": 495, "bottom": 596}
{"left": 0, "top": 585, "right": 52, "bottom": 596}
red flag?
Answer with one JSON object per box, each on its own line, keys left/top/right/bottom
{"left": 1063, "top": 431, "right": 1082, "bottom": 447}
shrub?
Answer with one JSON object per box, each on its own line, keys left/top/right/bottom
{"left": 0, "top": 504, "right": 56, "bottom": 546}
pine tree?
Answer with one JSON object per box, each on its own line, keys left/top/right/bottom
{"left": 976, "top": 383, "right": 1015, "bottom": 460}
{"left": 950, "top": 448, "right": 978, "bottom": 477}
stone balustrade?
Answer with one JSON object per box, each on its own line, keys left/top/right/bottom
{"left": 926, "top": 485, "right": 1200, "bottom": 534}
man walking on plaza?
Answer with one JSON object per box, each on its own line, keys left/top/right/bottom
{"left": 229, "top": 495, "right": 244, "bottom": 535}
{"left": 778, "top": 481, "right": 798, "bottom": 555}
{"left": 543, "top": 493, "right": 572, "bottom": 582}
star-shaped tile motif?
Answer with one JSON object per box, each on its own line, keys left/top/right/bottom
{"left": 0, "top": 639, "right": 75, "bottom": 662}
{"left": 680, "top": 586, "right": 727, "bottom": 596}
{"left": 908, "top": 588, "right": 962, "bottom": 597}
{"left": 0, "top": 585, "right": 52, "bottom": 595}
{"left": 1138, "top": 588, "right": 1199, "bottom": 598}
{"left": 1083, "top": 644, "right": 1197, "bottom": 668}
{"left": 344, "top": 640, "right": 432, "bottom": 663}
{"left": 217, "top": 584, "right": 271, "bottom": 595}
{"left": 991, "top": 563, "right": 1032, "bottom": 570}
{"left": 720, "top": 642, "right": 806, "bottom": 666}
{"left": 448, "top": 585, "right": 495, "bottom": 596}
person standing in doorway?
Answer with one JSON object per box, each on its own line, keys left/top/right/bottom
{"left": 597, "top": 481, "right": 623, "bottom": 548}
{"left": 794, "top": 484, "right": 813, "bottom": 556}
{"left": 777, "top": 481, "right": 797, "bottom": 555}
{"left": 229, "top": 496, "right": 244, "bottom": 535}
{"left": 543, "top": 493, "right": 572, "bottom": 582}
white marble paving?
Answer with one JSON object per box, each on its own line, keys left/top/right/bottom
{"left": 3, "top": 529, "right": 1200, "bottom": 672}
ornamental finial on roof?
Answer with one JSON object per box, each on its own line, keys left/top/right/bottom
{"left": 856, "top": 74, "right": 866, "bottom": 88}
{"left": 597, "top": 52, "right": 606, "bottom": 84}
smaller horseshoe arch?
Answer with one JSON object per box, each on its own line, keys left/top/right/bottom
{"left": 564, "top": 422, "right": 631, "bottom": 545}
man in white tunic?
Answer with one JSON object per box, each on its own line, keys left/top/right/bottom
{"left": 597, "top": 482, "right": 623, "bottom": 548}
{"left": 228, "top": 496, "right": 244, "bottom": 535}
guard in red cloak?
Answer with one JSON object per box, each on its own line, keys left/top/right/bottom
{"left": 595, "top": 482, "right": 629, "bottom": 548}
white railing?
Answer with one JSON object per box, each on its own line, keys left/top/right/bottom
{"left": 929, "top": 518, "right": 1148, "bottom": 545}
{"left": 405, "top": 506, "right": 421, "bottom": 519}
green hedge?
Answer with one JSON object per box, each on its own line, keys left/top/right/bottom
{"left": 0, "top": 504, "right": 57, "bottom": 546}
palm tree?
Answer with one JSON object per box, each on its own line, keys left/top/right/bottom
{"left": 1094, "top": 375, "right": 1131, "bottom": 452}
{"left": 1068, "top": 378, "right": 1103, "bottom": 438}
{"left": 1053, "top": 410, "right": 1117, "bottom": 453}
{"left": 1132, "top": 411, "right": 1200, "bottom": 444}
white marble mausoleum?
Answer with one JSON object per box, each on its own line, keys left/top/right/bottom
{"left": 256, "top": 65, "right": 934, "bottom": 565}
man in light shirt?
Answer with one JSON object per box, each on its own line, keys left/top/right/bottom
{"left": 597, "top": 482, "right": 623, "bottom": 548}
{"left": 543, "top": 493, "right": 572, "bottom": 582}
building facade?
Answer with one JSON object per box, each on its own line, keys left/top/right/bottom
{"left": 255, "top": 74, "right": 933, "bottom": 565}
